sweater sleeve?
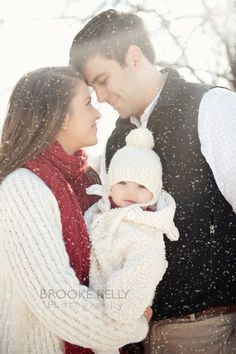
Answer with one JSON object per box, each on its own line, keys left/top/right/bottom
{"left": 0, "top": 169, "right": 148, "bottom": 352}
{"left": 104, "top": 225, "right": 168, "bottom": 324}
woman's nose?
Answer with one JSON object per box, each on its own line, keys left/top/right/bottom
{"left": 93, "top": 106, "right": 101, "bottom": 119}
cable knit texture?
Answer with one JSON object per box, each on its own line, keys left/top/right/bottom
{"left": 0, "top": 159, "right": 148, "bottom": 352}
{"left": 85, "top": 189, "right": 179, "bottom": 354}
{"left": 26, "top": 141, "right": 98, "bottom": 354}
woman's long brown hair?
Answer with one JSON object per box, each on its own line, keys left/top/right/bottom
{"left": 0, "top": 66, "right": 81, "bottom": 183}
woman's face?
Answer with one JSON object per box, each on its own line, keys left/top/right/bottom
{"left": 57, "top": 80, "right": 101, "bottom": 155}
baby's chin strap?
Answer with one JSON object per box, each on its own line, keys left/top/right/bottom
{"left": 157, "top": 190, "right": 179, "bottom": 241}
{"left": 86, "top": 184, "right": 110, "bottom": 212}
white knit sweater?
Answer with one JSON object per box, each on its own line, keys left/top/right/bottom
{"left": 85, "top": 189, "right": 179, "bottom": 354}
{"left": 0, "top": 168, "right": 148, "bottom": 354}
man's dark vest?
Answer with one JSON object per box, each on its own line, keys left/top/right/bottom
{"left": 105, "top": 68, "right": 236, "bottom": 320}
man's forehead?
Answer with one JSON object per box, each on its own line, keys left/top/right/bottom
{"left": 83, "top": 55, "right": 110, "bottom": 83}
{"left": 84, "top": 53, "right": 107, "bottom": 69}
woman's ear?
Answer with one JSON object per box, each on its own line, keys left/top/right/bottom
{"left": 61, "top": 114, "right": 71, "bottom": 130}
{"left": 61, "top": 124, "right": 68, "bottom": 130}
{"left": 55, "top": 114, "right": 71, "bottom": 141}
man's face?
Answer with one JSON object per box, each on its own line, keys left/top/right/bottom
{"left": 83, "top": 54, "right": 142, "bottom": 118}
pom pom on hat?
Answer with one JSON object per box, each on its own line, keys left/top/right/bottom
{"left": 107, "top": 128, "right": 163, "bottom": 206}
{"left": 125, "top": 128, "right": 154, "bottom": 149}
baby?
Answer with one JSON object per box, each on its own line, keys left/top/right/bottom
{"left": 85, "top": 128, "right": 179, "bottom": 354}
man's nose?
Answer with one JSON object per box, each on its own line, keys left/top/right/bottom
{"left": 95, "top": 87, "right": 107, "bottom": 103}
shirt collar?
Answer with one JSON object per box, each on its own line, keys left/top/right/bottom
{"left": 130, "top": 90, "right": 160, "bottom": 128}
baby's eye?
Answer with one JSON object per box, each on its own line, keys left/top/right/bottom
{"left": 138, "top": 184, "right": 146, "bottom": 189}
{"left": 118, "top": 181, "right": 126, "bottom": 185}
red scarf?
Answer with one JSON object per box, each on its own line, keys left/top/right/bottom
{"left": 26, "top": 141, "right": 99, "bottom": 354}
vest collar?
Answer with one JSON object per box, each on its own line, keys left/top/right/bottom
{"left": 155, "top": 68, "right": 181, "bottom": 107}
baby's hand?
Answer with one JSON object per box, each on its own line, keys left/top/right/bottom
{"left": 144, "top": 307, "right": 153, "bottom": 322}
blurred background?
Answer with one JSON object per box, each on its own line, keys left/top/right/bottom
{"left": 0, "top": 0, "right": 235, "bottom": 157}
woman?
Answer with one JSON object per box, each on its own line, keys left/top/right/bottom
{"left": 0, "top": 67, "right": 148, "bottom": 354}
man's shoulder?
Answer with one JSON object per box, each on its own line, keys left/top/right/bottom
{"left": 179, "top": 80, "right": 215, "bottom": 99}
{"left": 201, "top": 86, "right": 233, "bottom": 101}
{"left": 105, "top": 119, "right": 135, "bottom": 169}
{"left": 114, "top": 117, "right": 135, "bottom": 130}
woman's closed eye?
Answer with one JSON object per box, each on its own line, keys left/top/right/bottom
{"left": 86, "top": 98, "right": 92, "bottom": 106}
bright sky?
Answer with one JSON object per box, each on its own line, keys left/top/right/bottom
{"left": 0, "top": 0, "right": 225, "bottom": 155}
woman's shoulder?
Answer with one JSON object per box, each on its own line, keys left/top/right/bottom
{"left": 2, "top": 167, "right": 39, "bottom": 183}
{"left": 0, "top": 167, "right": 57, "bottom": 204}
{"left": 2, "top": 167, "right": 48, "bottom": 189}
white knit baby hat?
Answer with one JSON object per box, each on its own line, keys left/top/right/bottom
{"left": 107, "top": 128, "right": 163, "bottom": 206}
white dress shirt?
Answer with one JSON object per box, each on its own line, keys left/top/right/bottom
{"left": 100, "top": 87, "right": 236, "bottom": 213}
{"left": 130, "top": 91, "right": 160, "bottom": 128}
{"left": 198, "top": 88, "right": 236, "bottom": 213}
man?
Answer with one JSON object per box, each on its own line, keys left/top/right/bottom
{"left": 70, "top": 9, "right": 236, "bottom": 353}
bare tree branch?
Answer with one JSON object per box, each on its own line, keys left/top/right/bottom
{"left": 25, "top": 0, "right": 235, "bottom": 89}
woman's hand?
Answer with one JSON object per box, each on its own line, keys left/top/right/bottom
{"left": 144, "top": 307, "right": 153, "bottom": 322}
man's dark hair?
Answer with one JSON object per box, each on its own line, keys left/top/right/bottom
{"left": 69, "top": 9, "right": 156, "bottom": 72}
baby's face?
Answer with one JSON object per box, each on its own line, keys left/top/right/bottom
{"left": 110, "top": 181, "right": 153, "bottom": 207}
